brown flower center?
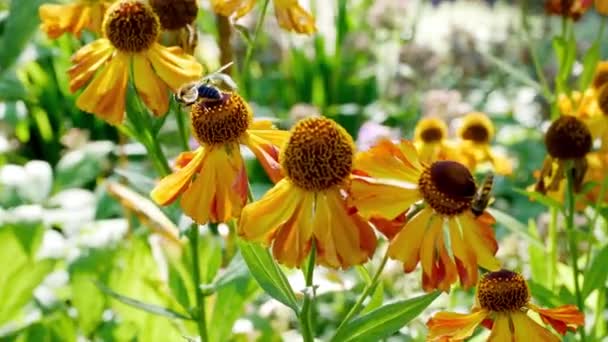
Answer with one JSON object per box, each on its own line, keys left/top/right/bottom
{"left": 418, "top": 160, "right": 476, "bottom": 216}
{"left": 415, "top": 118, "right": 447, "bottom": 143}
{"left": 190, "top": 93, "right": 252, "bottom": 145}
{"left": 103, "top": 0, "right": 160, "bottom": 53}
{"left": 478, "top": 270, "right": 530, "bottom": 312}
{"left": 545, "top": 115, "right": 592, "bottom": 159}
{"left": 420, "top": 127, "right": 444, "bottom": 143}
{"left": 281, "top": 117, "right": 354, "bottom": 191}
{"left": 461, "top": 123, "right": 490, "bottom": 143}
{"left": 149, "top": 0, "right": 198, "bottom": 30}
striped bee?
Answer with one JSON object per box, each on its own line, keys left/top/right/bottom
{"left": 471, "top": 172, "right": 494, "bottom": 217}
{"left": 175, "top": 62, "right": 237, "bottom": 106}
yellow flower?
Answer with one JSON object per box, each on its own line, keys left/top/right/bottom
{"left": 68, "top": 0, "right": 202, "bottom": 125}
{"left": 238, "top": 117, "right": 377, "bottom": 269}
{"left": 151, "top": 92, "right": 289, "bottom": 224}
{"left": 211, "top": 0, "right": 316, "bottom": 34}
{"left": 39, "top": 0, "right": 113, "bottom": 38}
{"left": 456, "top": 112, "right": 512, "bottom": 175}
{"left": 413, "top": 117, "right": 457, "bottom": 164}
{"left": 596, "top": 0, "right": 608, "bottom": 15}
{"left": 535, "top": 115, "right": 592, "bottom": 194}
{"left": 350, "top": 139, "right": 500, "bottom": 292}
{"left": 427, "top": 269, "right": 585, "bottom": 341}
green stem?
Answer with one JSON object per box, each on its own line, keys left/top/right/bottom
{"left": 565, "top": 166, "right": 586, "bottom": 342}
{"left": 584, "top": 175, "right": 608, "bottom": 270}
{"left": 300, "top": 243, "right": 316, "bottom": 342}
{"left": 174, "top": 100, "right": 190, "bottom": 151}
{"left": 188, "top": 223, "right": 209, "bottom": 342}
{"left": 241, "top": 0, "right": 271, "bottom": 96}
{"left": 548, "top": 206, "right": 558, "bottom": 291}
{"left": 335, "top": 248, "right": 390, "bottom": 331}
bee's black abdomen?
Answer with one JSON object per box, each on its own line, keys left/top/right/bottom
{"left": 197, "top": 85, "right": 222, "bottom": 101}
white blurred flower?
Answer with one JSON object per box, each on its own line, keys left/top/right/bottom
{"left": 356, "top": 121, "right": 401, "bottom": 151}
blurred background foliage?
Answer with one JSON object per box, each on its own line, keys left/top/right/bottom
{"left": 1, "top": 0, "right": 607, "bottom": 341}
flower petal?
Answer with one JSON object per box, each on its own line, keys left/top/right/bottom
{"left": 238, "top": 179, "right": 303, "bottom": 244}
{"left": 241, "top": 128, "right": 290, "bottom": 183}
{"left": 487, "top": 313, "right": 514, "bottom": 342}
{"left": 349, "top": 175, "right": 422, "bottom": 220}
{"left": 272, "top": 191, "right": 314, "bottom": 267}
{"left": 448, "top": 217, "right": 478, "bottom": 288}
{"left": 353, "top": 139, "right": 422, "bottom": 183}
{"left": 426, "top": 309, "right": 488, "bottom": 341}
{"left": 458, "top": 212, "right": 500, "bottom": 271}
{"left": 150, "top": 147, "right": 206, "bottom": 205}
{"left": 133, "top": 54, "right": 169, "bottom": 116}
{"left": 273, "top": 0, "right": 316, "bottom": 34}
{"left": 148, "top": 43, "right": 203, "bottom": 92}
{"left": 75, "top": 52, "right": 129, "bottom": 125}
{"left": 529, "top": 303, "right": 585, "bottom": 335}
{"left": 210, "top": 0, "right": 256, "bottom": 18}
{"left": 511, "top": 311, "right": 559, "bottom": 342}
{"left": 69, "top": 39, "right": 114, "bottom": 92}
{"left": 39, "top": 3, "right": 85, "bottom": 38}
{"left": 388, "top": 207, "right": 433, "bottom": 272}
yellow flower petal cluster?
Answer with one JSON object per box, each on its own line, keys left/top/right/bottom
{"left": 39, "top": 0, "right": 113, "bottom": 38}
{"left": 68, "top": 0, "right": 203, "bottom": 125}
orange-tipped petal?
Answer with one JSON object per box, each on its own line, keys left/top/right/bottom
{"left": 147, "top": 43, "right": 202, "bottom": 91}
{"left": 273, "top": 0, "right": 317, "bottom": 34}
{"left": 388, "top": 207, "right": 433, "bottom": 272}
{"left": 459, "top": 212, "right": 500, "bottom": 271}
{"left": 350, "top": 175, "right": 422, "bottom": 220}
{"left": 271, "top": 192, "right": 314, "bottom": 268}
{"left": 487, "top": 313, "right": 513, "bottom": 342}
{"left": 242, "top": 128, "right": 290, "bottom": 183}
{"left": 448, "top": 218, "right": 478, "bottom": 289}
{"left": 369, "top": 213, "right": 407, "bottom": 240}
{"left": 210, "top": 0, "right": 256, "bottom": 18}
{"left": 39, "top": 3, "right": 85, "bottom": 38}
{"left": 511, "top": 312, "right": 560, "bottom": 342}
{"left": 353, "top": 139, "right": 422, "bottom": 183}
{"left": 133, "top": 55, "right": 169, "bottom": 116}
{"left": 426, "top": 309, "right": 488, "bottom": 341}
{"left": 529, "top": 303, "right": 585, "bottom": 335}
{"left": 68, "top": 39, "right": 114, "bottom": 92}
{"left": 150, "top": 147, "right": 207, "bottom": 205}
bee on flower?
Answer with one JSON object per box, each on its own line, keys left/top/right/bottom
{"left": 150, "top": 86, "right": 289, "bottom": 225}
{"left": 455, "top": 112, "right": 512, "bottom": 175}
{"left": 427, "top": 269, "right": 585, "bottom": 341}
{"left": 349, "top": 139, "right": 500, "bottom": 292}
{"left": 39, "top": 0, "right": 113, "bottom": 38}
{"left": 68, "top": 0, "right": 203, "bottom": 125}
{"left": 238, "top": 117, "right": 377, "bottom": 269}
{"left": 211, "top": 0, "right": 316, "bottom": 34}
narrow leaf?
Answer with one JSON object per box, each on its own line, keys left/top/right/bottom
{"left": 514, "top": 188, "right": 562, "bottom": 211}
{"left": 487, "top": 208, "right": 545, "bottom": 249}
{"left": 331, "top": 292, "right": 440, "bottom": 342}
{"left": 96, "top": 283, "right": 193, "bottom": 321}
{"left": 236, "top": 239, "right": 299, "bottom": 312}
{"left": 582, "top": 244, "right": 608, "bottom": 299}
{"left": 579, "top": 42, "right": 601, "bottom": 90}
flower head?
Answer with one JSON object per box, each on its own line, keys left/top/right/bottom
{"left": 350, "top": 139, "right": 500, "bottom": 291}
{"left": 456, "top": 112, "right": 512, "bottom": 175}
{"left": 151, "top": 92, "right": 289, "bottom": 224}
{"left": 39, "top": 0, "right": 113, "bottom": 38}
{"left": 427, "top": 269, "right": 585, "bottom": 341}
{"left": 68, "top": 0, "right": 203, "bottom": 125}
{"left": 544, "top": 0, "right": 593, "bottom": 20}
{"left": 413, "top": 117, "right": 457, "bottom": 164}
{"left": 535, "top": 115, "right": 592, "bottom": 194}
{"left": 238, "top": 117, "right": 377, "bottom": 269}
{"left": 211, "top": 0, "right": 316, "bottom": 34}
{"left": 597, "top": 0, "right": 608, "bottom": 14}
{"left": 149, "top": 0, "right": 198, "bottom": 30}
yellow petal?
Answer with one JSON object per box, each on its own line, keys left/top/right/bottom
{"left": 133, "top": 54, "right": 169, "bottom": 116}
{"left": 388, "top": 207, "right": 433, "bottom": 272}
{"left": 241, "top": 128, "right": 290, "bottom": 183}
{"left": 511, "top": 312, "right": 559, "bottom": 342}
{"left": 350, "top": 176, "right": 422, "bottom": 220}
{"left": 427, "top": 309, "right": 488, "bottom": 341}
{"left": 239, "top": 179, "right": 303, "bottom": 244}
{"left": 354, "top": 139, "right": 422, "bottom": 183}
{"left": 488, "top": 313, "right": 514, "bottom": 342}
{"left": 150, "top": 147, "right": 206, "bottom": 205}
{"left": 272, "top": 191, "right": 314, "bottom": 267}
{"left": 68, "top": 39, "right": 114, "bottom": 92}
{"left": 210, "top": 0, "right": 257, "bottom": 18}
{"left": 75, "top": 52, "right": 129, "bottom": 125}
{"left": 459, "top": 213, "right": 501, "bottom": 271}
{"left": 420, "top": 215, "right": 442, "bottom": 278}
{"left": 273, "top": 0, "right": 316, "bottom": 34}
{"left": 147, "top": 43, "right": 203, "bottom": 91}
{"left": 448, "top": 217, "right": 478, "bottom": 288}
{"left": 39, "top": 3, "right": 85, "bottom": 38}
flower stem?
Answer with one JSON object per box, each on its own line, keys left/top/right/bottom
{"left": 548, "top": 206, "right": 558, "bottom": 291}
{"left": 188, "top": 223, "right": 209, "bottom": 342}
{"left": 565, "top": 166, "right": 586, "bottom": 342}
{"left": 585, "top": 175, "right": 608, "bottom": 270}
{"left": 335, "top": 248, "right": 389, "bottom": 331}
{"left": 300, "top": 244, "right": 316, "bottom": 342}
{"left": 241, "top": 0, "right": 271, "bottom": 97}
{"left": 174, "top": 100, "right": 190, "bottom": 151}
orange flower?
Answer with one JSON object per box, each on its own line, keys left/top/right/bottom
{"left": 427, "top": 270, "right": 585, "bottom": 341}
{"left": 544, "top": 0, "right": 593, "bottom": 20}
{"left": 350, "top": 139, "right": 500, "bottom": 292}
{"left": 238, "top": 117, "right": 377, "bottom": 269}
{"left": 151, "top": 92, "right": 289, "bottom": 224}
{"left": 39, "top": 0, "right": 113, "bottom": 38}
{"left": 211, "top": 0, "right": 316, "bottom": 34}
{"left": 68, "top": 0, "right": 202, "bottom": 124}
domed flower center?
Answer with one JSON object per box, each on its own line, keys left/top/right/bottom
{"left": 478, "top": 269, "right": 530, "bottom": 312}
{"left": 416, "top": 118, "right": 447, "bottom": 144}
{"left": 418, "top": 160, "right": 476, "bottom": 216}
{"left": 420, "top": 127, "right": 445, "bottom": 143}
{"left": 281, "top": 117, "right": 354, "bottom": 191}
{"left": 149, "top": 0, "right": 198, "bottom": 30}
{"left": 545, "top": 115, "right": 591, "bottom": 159}
{"left": 103, "top": 0, "right": 160, "bottom": 53}
{"left": 191, "top": 93, "right": 252, "bottom": 145}
{"left": 461, "top": 123, "right": 490, "bottom": 143}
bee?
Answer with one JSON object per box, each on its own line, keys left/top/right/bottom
{"left": 471, "top": 172, "right": 494, "bottom": 217}
{"left": 175, "top": 62, "right": 237, "bottom": 106}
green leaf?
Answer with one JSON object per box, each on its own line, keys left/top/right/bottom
{"left": 528, "top": 219, "right": 548, "bottom": 285}
{"left": 579, "top": 42, "right": 601, "bottom": 90}
{"left": 212, "top": 252, "right": 251, "bottom": 291}
{"left": 208, "top": 272, "right": 257, "bottom": 341}
{"left": 582, "top": 244, "right": 608, "bottom": 299}
{"left": 236, "top": 239, "right": 299, "bottom": 312}
{"left": 361, "top": 282, "right": 384, "bottom": 315}
{"left": 0, "top": 0, "right": 46, "bottom": 69}
{"left": 514, "top": 188, "right": 562, "bottom": 211}
{"left": 97, "top": 282, "right": 193, "bottom": 321}
{"left": 487, "top": 208, "right": 545, "bottom": 249}
{"left": 553, "top": 34, "right": 577, "bottom": 93}
{"left": 331, "top": 292, "right": 440, "bottom": 342}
